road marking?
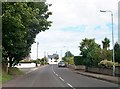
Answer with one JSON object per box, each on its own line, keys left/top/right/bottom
{"left": 32, "top": 68, "right": 38, "bottom": 71}
{"left": 55, "top": 74, "right": 58, "bottom": 76}
{"left": 53, "top": 71, "right": 55, "bottom": 74}
{"left": 67, "top": 83, "right": 75, "bottom": 89}
{"left": 59, "top": 77, "right": 64, "bottom": 81}
{"left": 26, "top": 67, "right": 38, "bottom": 74}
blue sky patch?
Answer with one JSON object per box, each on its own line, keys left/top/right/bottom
{"left": 61, "top": 25, "right": 86, "bottom": 32}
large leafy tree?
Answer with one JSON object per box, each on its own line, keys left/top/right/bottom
{"left": 79, "top": 38, "right": 101, "bottom": 67}
{"left": 2, "top": 2, "right": 52, "bottom": 67}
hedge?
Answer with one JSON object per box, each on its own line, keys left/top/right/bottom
{"left": 74, "top": 56, "right": 84, "bottom": 65}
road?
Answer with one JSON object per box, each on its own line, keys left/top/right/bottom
{"left": 2, "top": 64, "right": 119, "bottom": 88}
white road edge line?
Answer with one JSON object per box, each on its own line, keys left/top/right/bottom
{"left": 67, "top": 83, "right": 75, "bottom": 89}
{"left": 59, "top": 77, "right": 64, "bottom": 81}
{"left": 26, "top": 67, "right": 38, "bottom": 74}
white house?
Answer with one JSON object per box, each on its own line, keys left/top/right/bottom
{"left": 47, "top": 54, "right": 61, "bottom": 64}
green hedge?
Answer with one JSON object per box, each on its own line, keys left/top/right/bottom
{"left": 74, "top": 56, "right": 84, "bottom": 65}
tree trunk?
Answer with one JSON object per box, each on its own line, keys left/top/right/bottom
{"left": 9, "top": 57, "right": 13, "bottom": 67}
{"left": 2, "top": 63, "right": 8, "bottom": 73}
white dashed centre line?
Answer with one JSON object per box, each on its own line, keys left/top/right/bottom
{"left": 59, "top": 77, "right": 64, "bottom": 81}
{"left": 52, "top": 65, "right": 75, "bottom": 89}
{"left": 55, "top": 74, "right": 58, "bottom": 76}
{"left": 67, "top": 83, "right": 75, "bottom": 89}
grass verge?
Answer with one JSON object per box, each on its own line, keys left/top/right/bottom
{"left": 2, "top": 71, "right": 12, "bottom": 83}
{"left": 2, "top": 67, "right": 24, "bottom": 83}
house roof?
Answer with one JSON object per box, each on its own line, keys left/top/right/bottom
{"left": 48, "top": 54, "right": 59, "bottom": 59}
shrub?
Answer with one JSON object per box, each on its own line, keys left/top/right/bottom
{"left": 98, "top": 60, "right": 113, "bottom": 68}
{"left": 74, "top": 56, "right": 84, "bottom": 65}
{"left": 69, "top": 57, "right": 74, "bottom": 65}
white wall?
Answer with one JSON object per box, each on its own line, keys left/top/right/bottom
{"left": 47, "top": 58, "right": 59, "bottom": 64}
{"left": 15, "top": 63, "right": 36, "bottom": 68}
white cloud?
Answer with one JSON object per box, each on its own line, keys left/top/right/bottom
{"left": 30, "top": 0, "right": 119, "bottom": 59}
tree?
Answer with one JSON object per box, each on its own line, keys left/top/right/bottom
{"left": 114, "top": 42, "right": 120, "bottom": 63}
{"left": 54, "top": 54, "right": 59, "bottom": 61}
{"left": 79, "top": 38, "right": 101, "bottom": 67}
{"left": 2, "top": 2, "right": 52, "bottom": 67}
{"left": 64, "top": 51, "right": 74, "bottom": 58}
{"left": 101, "top": 38, "right": 112, "bottom": 61}
{"left": 63, "top": 51, "right": 74, "bottom": 64}
{"left": 102, "top": 37, "right": 110, "bottom": 50}
{"left": 101, "top": 49, "right": 112, "bottom": 61}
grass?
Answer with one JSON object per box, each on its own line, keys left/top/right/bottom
{"left": 2, "top": 67, "right": 24, "bottom": 83}
{"left": 8, "top": 67, "right": 24, "bottom": 75}
{"left": 2, "top": 71, "right": 12, "bottom": 83}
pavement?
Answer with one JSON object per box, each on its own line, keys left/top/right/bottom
{"left": 71, "top": 69, "right": 120, "bottom": 84}
{"left": 19, "top": 65, "right": 48, "bottom": 74}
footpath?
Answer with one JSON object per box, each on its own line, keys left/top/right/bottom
{"left": 19, "top": 65, "right": 47, "bottom": 74}
{"left": 72, "top": 69, "right": 120, "bottom": 85}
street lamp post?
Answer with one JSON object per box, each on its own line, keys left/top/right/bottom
{"left": 100, "top": 10, "right": 115, "bottom": 76}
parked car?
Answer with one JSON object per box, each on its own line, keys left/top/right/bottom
{"left": 58, "top": 61, "right": 66, "bottom": 67}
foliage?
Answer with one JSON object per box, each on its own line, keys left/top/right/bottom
{"left": 68, "top": 57, "right": 74, "bottom": 65}
{"left": 102, "top": 37, "right": 110, "bottom": 50}
{"left": 74, "top": 56, "right": 84, "bottom": 65}
{"left": 79, "top": 38, "right": 101, "bottom": 67}
{"left": 63, "top": 51, "right": 74, "bottom": 64}
{"left": 2, "top": 2, "right": 52, "bottom": 67}
{"left": 2, "top": 71, "right": 12, "bottom": 83}
{"left": 64, "top": 51, "right": 74, "bottom": 58}
{"left": 40, "top": 57, "right": 47, "bottom": 65}
{"left": 101, "top": 49, "right": 112, "bottom": 61}
{"left": 54, "top": 54, "right": 59, "bottom": 61}
{"left": 20, "top": 59, "right": 32, "bottom": 63}
{"left": 114, "top": 42, "right": 120, "bottom": 63}
{"left": 98, "top": 60, "right": 113, "bottom": 68}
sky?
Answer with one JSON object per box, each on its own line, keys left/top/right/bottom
{"left": 30, "top": 0, "right": 119, "bottom": 60}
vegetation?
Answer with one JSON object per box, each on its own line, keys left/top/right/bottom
{"left": 2, "top": 2, "right": 52, "bottom": 67}
{"left": 102, "top": 37, "right": 110, "bottom": 50}
{"left": 62, "top": 51, "right": 74, "bottom": 64}
{"left": 8, "top": 67, "right": 24, "bottom": 75}
{"left": 54, "top": 54, "right": 59, "bottom": 62}
{"left": 79, "top": 38, "right": 101, "bottom": 67}
{"left": 114, "top": 42, "right": 120, "bottom": 63}
{"left": 98, "top": 60, "right": 113, "bottom": 69}
{"left": 2, "top": 71, "right": 12, "bottom": 83}
{"left": 74, "top": 56, "right": 83, "bottom": 65}
{"left": 78, "top": 37, "right": 120, "bottom": 67}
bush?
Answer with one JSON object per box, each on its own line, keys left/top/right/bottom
{"left": 74, "top": 56, "right": 84, "bottom": 65}
{"left": 98, "top": 60, "right": 113, "bottom": 68}
{"left": 69, "top": 57, "right": 74, "bottom": 65}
